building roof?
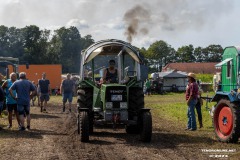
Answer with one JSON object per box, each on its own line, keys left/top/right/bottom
{"left": 162, "top": 62, "right": 220, "bottom": 74}
{"left": 158, "top": 70, "right": 187, "bottom": 78}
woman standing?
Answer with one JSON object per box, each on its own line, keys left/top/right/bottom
{"left": 185, "top": 73, "right": 199, "bottom": 131}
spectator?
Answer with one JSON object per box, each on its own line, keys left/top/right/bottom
{"left": 217, "top": 80, "right": 222, "bottom": 91}
{"left": 60, "top": 73, "right": 75, "bottom": 112}
{"left": 0, "top": 73, "right": 5, "bottom": 86}
{"left": 9, "top": 72, "right": 36, "bottom": 131}
{"left": 0, "top": 85, "right": 4, "bottom": 130}
{"left": 38, "top": 73, "right": 51, "bottom": 113}
{"left": 2, "top": 72, "right": 20, "bottom": 128}
{"left": 31, "top": 81, "right": 38, "bottom": 106}
{"left": 145, "top": 79, "right": 151, "bottom": 96}
{"left": 185, "top": 73, "right": 198, "bottom": 131}
{"left": 195, "top": 80, "right": 203, "bottom": 128}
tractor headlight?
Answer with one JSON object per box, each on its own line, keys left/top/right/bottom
{"left": 120, "top": 102, "right": 128, "bottom": 109}
{"left": 106, "top": 102, "right": 113, "bottom": 109}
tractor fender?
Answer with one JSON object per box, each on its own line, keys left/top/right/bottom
{"left": 211, "top": 91, "right": 237, "bottom": 103}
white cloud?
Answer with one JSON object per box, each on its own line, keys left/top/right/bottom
{"left": 66, "top": 19, "right": 89, "bottom": 30}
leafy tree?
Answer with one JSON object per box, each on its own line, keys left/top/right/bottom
{"left": 202, "top": 45, "right": 223, "bottom": 62}
{"left": 147, "top": 40, "right": 173, "bottom": 71}
{"left": 176, "top": 44, "right": 195, "bottom": 62}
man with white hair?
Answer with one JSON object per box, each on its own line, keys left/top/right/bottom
{"left": 2, "top": 72, "right": 20, "bottom": 128}
{"left": 9, "top": 72, "right": 36, "bottom": 131}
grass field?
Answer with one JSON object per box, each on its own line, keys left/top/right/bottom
{"left": 145, "top": 92, "right": 216, "bottom": 130}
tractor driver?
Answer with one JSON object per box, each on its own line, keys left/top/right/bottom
{"left": 103, "top": 60, "right": 118, "bottom": 83}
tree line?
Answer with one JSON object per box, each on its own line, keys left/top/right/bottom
{"left": 0, "top": 25, "right": 223, "bottom": 73}
{"left": 139, "top": 40, "right": 223, "bottom": 72}
{"left": 0, "top": 25, "right": 94, "bottom": 73}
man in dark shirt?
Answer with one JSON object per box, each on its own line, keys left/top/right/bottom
{"left": 103, "top": 60, "right": 118, "bottom": 83}
{"left": 9, "top": 72, "right": 36, "bottom": 131}
{"left": 185, "top": 72, "right": 198, "bottom": 131}
{"left": 60, "top": 74, "right": 75, "bottom": 112}
{"left": 38, "top": 73, "right": 51, "bottom": 113}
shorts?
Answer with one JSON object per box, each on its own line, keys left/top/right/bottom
{"left": 63, "top": 92, "right": 73, "bottom": 103}
{"left": 17, "top": 104, "right": 30, "bottom": 115}
{"left": 0, "top": 101, "right": 3, "bottom": 111}
{"left": 7, "top": 104, "right": 17, "bottom": 112}
{"left": 40, "top": 93, "right": 50, "bottom": 102}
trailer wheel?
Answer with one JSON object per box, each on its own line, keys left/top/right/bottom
{"left": 213, "top": 99, "right": 240, "bottom": 143}
{"left": 80, "top": 111, "right": 89, "bottom": 142}
{"left": 140, "top": 112, "right": 152, "bottom": 142}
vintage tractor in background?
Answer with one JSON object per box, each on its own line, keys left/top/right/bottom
{"left": 0, "top": 57, "right": 19, "bottom": 79}
{"left": 211, "top": 46, "right": 240, "bottom": 143}
{"left": 77, "top": 39, "right": 152, "bottom": 142}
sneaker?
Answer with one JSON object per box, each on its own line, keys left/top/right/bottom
{"left": 63, "top": 106, "right": 65, "bottom": 112}
{"left": 19, "top": 126, "right": 25, "bottom": 131}
{"left": 7, "top": 125, "right": 12, "bottom": 129}
{"left": 40, "top": 106, "right": 43, "bottom": 112}
{"left": 189, "top": 128, "right": 197, "bottom": 131}
{"left": 27, "top": 126, "right": 30, "bottom": 130}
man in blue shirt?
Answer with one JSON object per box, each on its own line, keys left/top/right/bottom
{"left": 38, "top": 72, "right": 51, "bottom": 113}
{"left": 2, "top": 72, "right": 20, "bottom": 128}
{"left": 9, "top": 72, "right": 36, "bottom": 131}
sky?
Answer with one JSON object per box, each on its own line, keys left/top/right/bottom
{"left": 0, "top": 0, "right": 239, "bottom": 49}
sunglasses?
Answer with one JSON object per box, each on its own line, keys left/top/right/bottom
{"left": 109, "top": 63, "right": 115, "bottom": 65}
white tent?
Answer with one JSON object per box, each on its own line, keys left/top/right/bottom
{"left": 158, "top": 70, "right": 187, "bottom": 92}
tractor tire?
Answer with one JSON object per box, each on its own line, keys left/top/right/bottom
{"left": 213, "top": 99, "right": 240, "bottom": 143}
{"left": 125, "top": 125, "right": 140, "bottom": 134}
{"left": 80, "top": 111, "right": 89, "bottom": 142}
{"left": 77, "top": 113, "right": 80, "bottom": 134}
{"left": 77, "top": 88, "right": 94, "bottom": 134}
{"left": 140, "top": 112, "right": 152, "bottom": 142}
{"left": 129, "top": 88, "right": 144, "bottom": 116}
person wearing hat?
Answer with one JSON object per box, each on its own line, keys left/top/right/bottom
{"left": 185, "top": 72, "right": 199, "bottom": 131}
{"left": 103, "top": 60, "right": 118, "bottom": 83}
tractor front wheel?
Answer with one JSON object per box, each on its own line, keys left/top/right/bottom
{"left": 213, "top": 99, "right": 240, "bottom": 143}
{"left": 140, "top": 112, "right": 152, "bottom": 142}
{"left": 80, "top": 111, "right": 90, "bottom": 142}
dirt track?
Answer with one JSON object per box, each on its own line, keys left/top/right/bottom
{"left": 0, "top": 102, "right": 239, "bottom": 160}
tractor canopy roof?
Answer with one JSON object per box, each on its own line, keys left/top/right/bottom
{"left": 82, "top": 39, "right": 142, "bottom": 65}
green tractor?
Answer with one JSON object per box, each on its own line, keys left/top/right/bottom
{"left": 211, "top": 46, "right": 240, "bottom": 143}
{"left": 77, "top": 39, "right": 152, "bottom": 142}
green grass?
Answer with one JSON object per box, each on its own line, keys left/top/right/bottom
{"left": 145, "top": 92, "right": 217, "bottom": 129}
{"left": 196, "top": 74, "right": 214, "bottom": 83}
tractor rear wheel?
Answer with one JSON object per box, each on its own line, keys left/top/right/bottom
{"left": 78, "top": 88, "right": 93, "bottom": 134}
{"left": 129, "top": 88, "right": 144, "bottom": 120}
{"left": 80, "top": 111, "right": 89, "bottom": 142}
{"left": 140, "top": 112, "right": 152, "bottom": 142}
{"left": 213, "top": 99, "right": 240, "bottom": 143}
